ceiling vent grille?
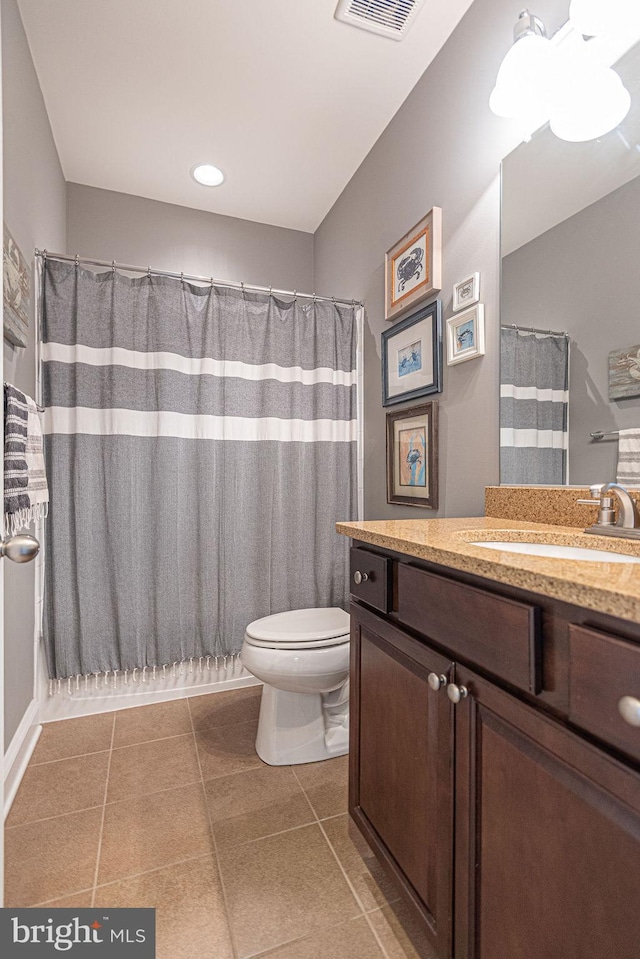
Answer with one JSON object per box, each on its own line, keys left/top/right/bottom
{"left": 334, "top": 0, "right": 427, "bottom": 41}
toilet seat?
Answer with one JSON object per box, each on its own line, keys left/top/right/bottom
{"left": 245, "top": 607, "right": 350, "bottom": 650}
{"left": 244, "top": 633, "right": 349, "bottom": 650}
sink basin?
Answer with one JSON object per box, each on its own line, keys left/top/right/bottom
{"left": 471, "top": 541, "right": 640, "bottom": 563}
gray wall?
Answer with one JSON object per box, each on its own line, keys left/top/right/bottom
{"left": 67, "top": 183, "right": 314, "bottom": 291}
{"left": 2, "top": 0, "right": 66, "bottom": 749}
{"left": 314, "top": 0, "right": 567, "bottom": 520}
{"left": 503, "top": 172, "right": 640, "bottom": 486}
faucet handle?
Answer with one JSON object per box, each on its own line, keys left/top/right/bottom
{"left": 576, "top": 484, "right": 606, "bottom": 505}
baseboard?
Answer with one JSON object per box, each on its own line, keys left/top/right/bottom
{"left": 4, "top": 699, "right": 42, "bottom": 820}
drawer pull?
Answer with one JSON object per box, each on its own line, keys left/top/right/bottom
{"left": 447, "top": 683, "right": 469, "bottom": 704}
{"left": 618, "top": 696, "right": 640, "bottom": 728}
{"left": 353, "top": 570, "right": 369, "bottom": 585}
{"left": 428, "top": 672, "right": 447, "bottom": 692}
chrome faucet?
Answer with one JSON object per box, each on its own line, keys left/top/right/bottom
{"left": 578, "top": 482, "right": 640, "bottom": 538}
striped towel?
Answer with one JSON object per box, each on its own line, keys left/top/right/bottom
{"left": 4, "top": 384, "right": 49, "bottom": 535}
{"left": 616, "top": 428, "right": 640, "bottom": 488}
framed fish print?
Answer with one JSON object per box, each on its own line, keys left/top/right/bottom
{"left": 386, "top": 402, "right": 438, "bottom": 509}
{"left": 381, "top": 300, "right": 442, "bottom": 406}
{"left": 385, "top": 207, "right": 442, "bottom": 322}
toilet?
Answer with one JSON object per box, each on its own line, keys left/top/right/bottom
{"left": 240, "top": 607, "right": 350, "bottom": 766}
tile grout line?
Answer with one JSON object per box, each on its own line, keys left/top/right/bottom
{"left": 315, "top": 817, "right": 390, "bottom": 959}
{"left": 93, "top": 852, "right": 215, "bottom": 895}
{"left": 104, "top": 775, "right": 204, "bottom": 807}
{"left": 290, "top": 766, "right": 391, "bottom": 959}
{"left": 187, "top": 695, "right": 240, "bottom": 959}
{"left": 29, "top": 747, "right": 112, "bottom": 767}
{"left": 5, "top": 802, "right": 106, "bottom": 831}
{"left": 90, "top": 712, "right": 117, "bottom": 908}
{"left": 290, "top": 766, "right": 389, "bottom": 956}
{"left": 290, "top": 766, "right": 324, "bottom": 824}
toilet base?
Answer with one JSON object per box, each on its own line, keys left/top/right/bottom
{"left": 255, "top": 682, "right": 349, "bottom": 766}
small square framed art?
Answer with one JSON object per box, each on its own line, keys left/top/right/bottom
{"left": 446, "top": 304, "right": 485, "bottom": 366}
{"left": 381, "top": 299, "right": 443, "bottom": 406}
{"left": 452, "top": 272, "right": 480, "bottom": 312}
{"left": 386, "top": 402, "right": 438, "bottom": 509}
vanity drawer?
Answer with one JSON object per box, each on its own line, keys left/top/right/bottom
{"left": 397, "top": 564, "right": 541, "bottom": 693}
{"left": 350, "top": 546, "right": 392, "bottom": 614}
{"left": 568, "top": 625, "right": 640, "bottom": 762}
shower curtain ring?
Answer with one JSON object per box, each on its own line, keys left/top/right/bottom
{"left": 147, "top": 266, "right": 151, "bottom": 278}
{"left": 75, "top": 253, "right": 79, "bottom": 267}
{"left": 112, "top": 260, "right": 116, "bottom": 274}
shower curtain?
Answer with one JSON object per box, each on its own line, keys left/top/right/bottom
{"left": 500, "top": 328, "right": 569, "bottom": 485}
{"left": 41, "top": 259, "right": 357, "bottom": 681}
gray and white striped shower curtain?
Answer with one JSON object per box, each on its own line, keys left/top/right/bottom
{"left": 41, "top": 259, "right": 357, "bottom": 681}
{"left": 500, "top": 328, "right": 569, "bottom": 485}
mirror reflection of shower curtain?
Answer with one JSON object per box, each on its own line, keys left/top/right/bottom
{"left": 41, "top": 259, "right": 357, "bottom": 681}
{"left": 500, "top": 328, "right": 569, "bottom": 485}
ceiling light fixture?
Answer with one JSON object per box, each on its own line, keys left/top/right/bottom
{"left": 490, "top": 7, "right": 632, "bottom": 143}
{"left": 569, "top": 0, "right": 640, "bottom": 39}
{"left": 191, "top": 163, "right": 225, "bottom": 187}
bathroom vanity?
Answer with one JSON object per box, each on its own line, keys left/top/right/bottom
{"left": 338, "top": 517, "right": 640, "bottom": 959}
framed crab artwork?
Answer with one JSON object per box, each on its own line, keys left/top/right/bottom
{"left": 385, "top": 207, "right": 442, "bottom": 322}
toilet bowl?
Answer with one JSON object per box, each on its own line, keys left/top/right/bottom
{"left": 240, "top": 607, "right": 350, "bottom": 766}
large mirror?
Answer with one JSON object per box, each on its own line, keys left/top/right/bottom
{"left": 500, "top": 39, "right": 640, "bottom": 486}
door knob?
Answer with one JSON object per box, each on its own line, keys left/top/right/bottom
{"left": 1, "top": 533, "right": 40, "bottom": 563}
{"left": 353, "top": 570, "right": 369, "bottom": 585}
{"left": 428, "top": 672, "right": 447, "bottom": 692}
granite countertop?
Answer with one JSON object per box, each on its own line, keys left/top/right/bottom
{"left": 336, "top": 517, "right": 640, "bottom": 623}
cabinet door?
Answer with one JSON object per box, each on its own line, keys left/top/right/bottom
{"left": 350, "top": 602, "right": 454, "bottom": 957}
{"left": 453, "top": 665, "right": 640, "bottom": 959}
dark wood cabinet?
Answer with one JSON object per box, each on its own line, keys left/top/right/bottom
{"left": 350, "top": 603, "right": 454, "bottom": 956}
{"left": 454, "top": 664, "right": 640, "bottom": 959}
{"left": 349, "top": 542, "right": 640, "bottom": 959}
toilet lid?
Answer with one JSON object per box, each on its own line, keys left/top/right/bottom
{"left": 245, "top": 607, "right": 350, "bottom": 644}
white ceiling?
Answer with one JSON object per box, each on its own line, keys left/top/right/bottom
{"left": 17, "top": 0, "right": 474, "bottom": 232}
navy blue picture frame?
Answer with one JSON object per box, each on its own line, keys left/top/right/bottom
{"left": 381, "top": 299, "right": 443, "bottom": 407}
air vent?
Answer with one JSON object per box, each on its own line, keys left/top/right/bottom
{"left": 334, "top": 0, "right": 427, "bottom": 41}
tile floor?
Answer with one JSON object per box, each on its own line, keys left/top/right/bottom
{"left": 5, "top": 685, "right": 435, "bottom": 958}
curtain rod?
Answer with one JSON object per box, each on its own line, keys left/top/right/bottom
{"left": 501, "top": 323, "right": 569, "bottom": 338}
{"left": 34, "top": 249, "right": 363, "bottom": 309}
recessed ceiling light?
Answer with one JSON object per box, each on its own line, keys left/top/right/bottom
{"left": 191, "top": 163, "right": 225, "bottom": 187}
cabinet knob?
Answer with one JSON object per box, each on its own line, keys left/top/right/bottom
{"left": 428, "top": 672, "right": 447, "bottom": 692}
{"left": 618, "top": 695, "right": 640, "bottom": 728}
{"left": 353, "top": 570, "right": 369, "bottom": 585}
{"left": 447, "top": 683, "right": 469, "bottom": 704}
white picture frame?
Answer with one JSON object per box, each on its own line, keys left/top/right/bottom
{"left": 452, "top": 272, "right": 480, "bottom": 312}
{"left": 446, "top": 304, "right": 485, "bottom": 366}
